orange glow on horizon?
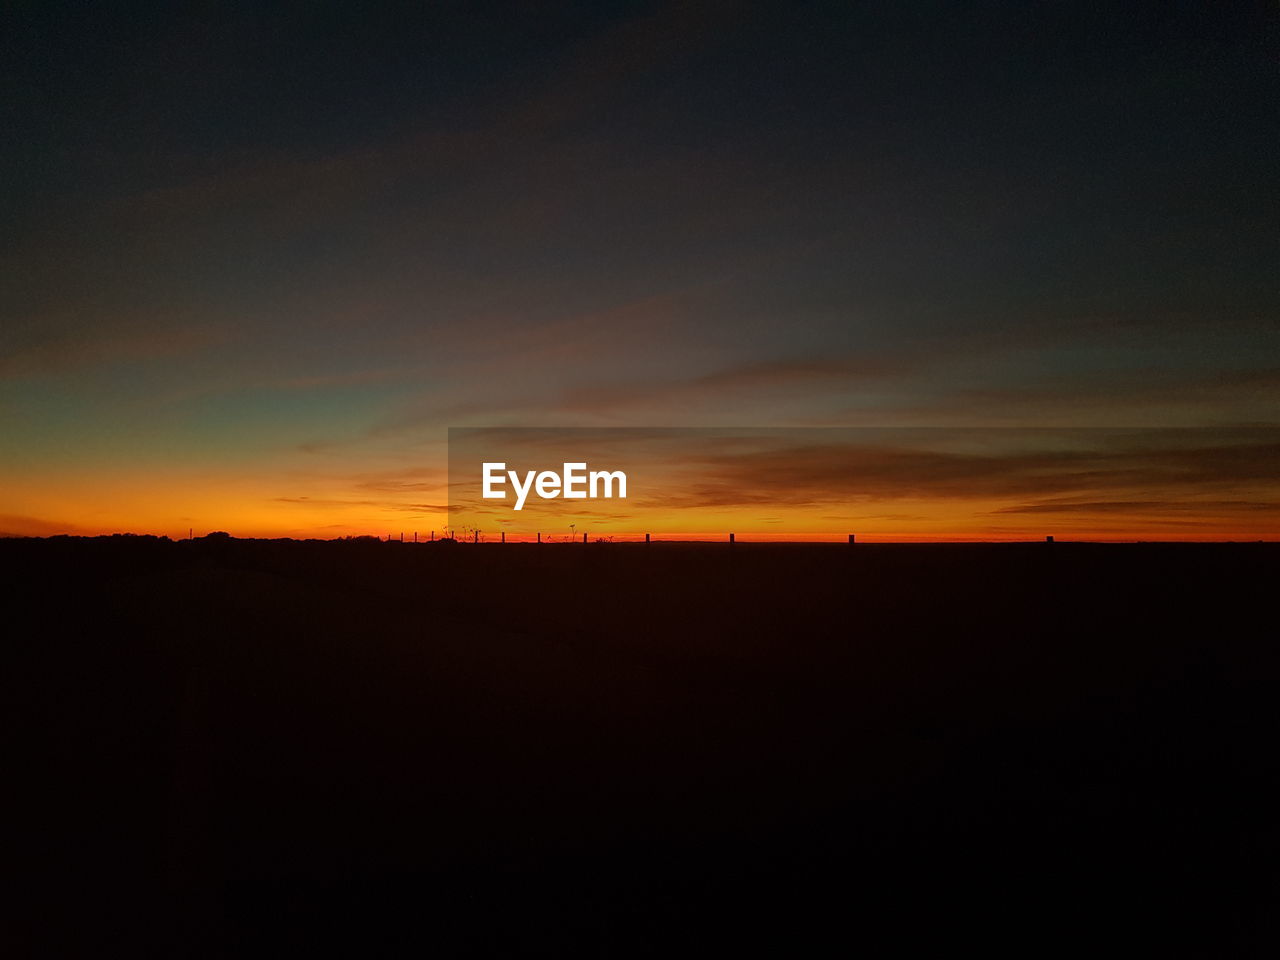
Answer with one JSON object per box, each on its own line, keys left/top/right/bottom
{"left": 6, "top": 430, "right": 1278, "bottom": 543}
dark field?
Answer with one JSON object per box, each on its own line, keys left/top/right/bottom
{"left": 7, "top": 538, "right": 1279, "bottom": 955}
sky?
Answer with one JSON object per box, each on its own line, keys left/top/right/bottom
{"left": 446, "top": 427, "right": 1280, "bottom": 542}
{"left": 2, "top": 1, "right": 1277, "bottom": 539}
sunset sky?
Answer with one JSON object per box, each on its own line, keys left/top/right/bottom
{"left": 3, "top": 2, "right": 1276, "bottom": 539}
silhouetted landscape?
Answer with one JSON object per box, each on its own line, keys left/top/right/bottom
{"left": 7, "top": 535, "right": 1277, "bottom": 955}
{"left": 7, "top": 0, "right": 1277, "bottom": 953}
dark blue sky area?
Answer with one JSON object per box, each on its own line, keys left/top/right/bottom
{"left": 1, "top": 1, "right": 1276, "bottom": 534}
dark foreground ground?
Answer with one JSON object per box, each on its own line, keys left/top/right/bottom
{"left": 6, "top": 537, "right": 1279, "bottom": 956}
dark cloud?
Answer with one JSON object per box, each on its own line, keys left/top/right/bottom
{"left": 274, "top": 498, "right": 447, "bottom": 513}
{"left": 628, "top": 433, "right": 1280, "bottom": 509}
{"left": 0, "top": 514, "right": 95, "bottom": 537}
{"left": 0, "top": 318, "right": 223, "bottom": 379}
{"left": 993, "top": 499, "right": 1279, "bottom": 515}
